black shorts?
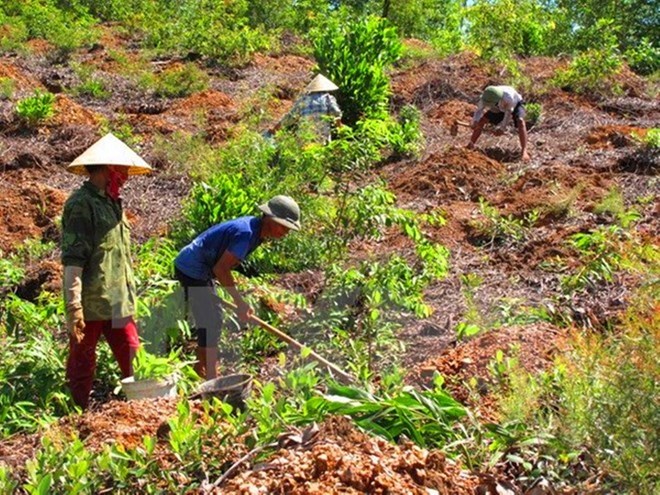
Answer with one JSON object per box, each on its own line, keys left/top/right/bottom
{"left": 486, "top": 101, "right": 525, "bottom": 128}
{"left": 174, "top": 267, "right": 223, "bottom": 348}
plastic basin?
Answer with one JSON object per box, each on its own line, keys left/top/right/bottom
{"left": 121, "top": 375, "right": 178, "bottom": 401}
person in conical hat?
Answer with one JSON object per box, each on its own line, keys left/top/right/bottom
{"left": 173, "top": 195, "right": 301, "bottom": 380}
{"left": 272, "top": 74, "right": 342, "bottom": 143}
{"left": 61, "top": 133, "right": 151, "bottom": 409}
{"left": 467, "top": 85, "right": 530, "bottom": 162}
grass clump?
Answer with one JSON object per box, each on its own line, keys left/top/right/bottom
{"left": 495, "top": 288, "right": 659, "bottom": 492}
{"left": 0, "top": 77, "right": 15, "bottom": 99}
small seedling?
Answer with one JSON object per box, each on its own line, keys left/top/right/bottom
{"left": 16, "top": 90, "right": 56, "bottom": 126}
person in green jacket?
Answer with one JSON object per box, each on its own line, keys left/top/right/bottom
{"left": 61, "top": 133, "right": 151, "bottom": 409}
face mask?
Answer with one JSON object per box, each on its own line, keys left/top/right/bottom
{"left": 106, "top": 167, "right": 128, "bottom": 200}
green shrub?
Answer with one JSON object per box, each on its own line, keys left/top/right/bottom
{"left": 552, "top": 43, "right": 623, "bottom": 96}
{"left": 70, "top": 61, "right": 108, "bottom": 98}
{"left": 524, "top": 102, "right": 542, "bottom": 126}
{"left": 635, "top": 128, "right": 660, "bottom": 149}
{"left": 23, "top": 436, "right": 103, "bottom": 494}
{"left": 15, "top": 89, "right": 56, "bottom": 127}
{"left": 469, "top": 199, "right": 539, "bottom": 247}
{"left": 144, "top": 0, "right": 272, "bottom": 66}
{"left": 497, "top": 292, "right": 660, "bottom": 492}
{"left": 99, "top": 114, "right": 141, "bottom": 147}
{"left": 593, "top": 187, "right": 641, "bottom": 228}
{"left": 0, "top": 77, "right": 15, "bottom": 99}
{"left": 150, "top": 63, "right": 210, "bottom": 98}
{"left": 624, "top": 39, "right": 660, "bottom": 76}
{"left": 384, "top": 0, "right": 463, "bottom": 55}
{"left": 388, "top": 104, "right": 424, "bottom": 158}
{"left": 175, "top": 172, "right": 260, "bottom": 246}
{"left": 13, "top": 0, "right": 97, "bottom": 60}
{"left": 0, "top": 12, "right": 28, "bottom": 53}
{"left": 313, "top": 15, "right": 403, "bottom": 124}
{"left": 561, "top": 226, "right": 624, "bottom": 292}
{"left": 466, "top": 0, "right": 553, "bottom": 59}
{"left": 74, "top": 78, "right": 108, "bottom": 99}
{"left": 0, "top": 319, "right": 74, "bottom": 436}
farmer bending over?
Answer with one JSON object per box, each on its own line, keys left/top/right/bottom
{"left": 61, "top": 133, "right": 152, "bottom": 409}
{"left": 174, "top": 195, "right": 301, "bottom": 380}
{"left": 467, "top": 85, "right": 530, "bottom": 162}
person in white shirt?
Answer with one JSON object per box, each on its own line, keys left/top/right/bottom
{"left": 467, "top": 85, "right": 530, "bottom": 161}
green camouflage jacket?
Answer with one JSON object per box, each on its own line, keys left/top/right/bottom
{"left": 61, "top": 181, "right": 136, "bottom": 321}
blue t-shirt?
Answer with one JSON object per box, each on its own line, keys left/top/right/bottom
{"left": 174, "top": 216, "right": 263, "bottom": 281}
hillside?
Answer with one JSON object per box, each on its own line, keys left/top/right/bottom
{"left": 0, "top": 5, "right": 658, "bottom": 494}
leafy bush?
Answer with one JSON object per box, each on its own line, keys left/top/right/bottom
{"left": 10, "top": 0, "right": 97, "bottom": 60}
{"left": 552, "top": 44, "right": 622, "bottom": 96}
{"left": 593, "top": 187, "right": 640, "bottom": 228}
{"left": 0, "top": 11, "right": 28, "bottom": 53}
{"left": 313, "top": 15, "right": 403, "bottom": 124}
{"left": 524, "top": 102, "right": 542, "bottom": 127}
{"left": 15, "top": 89, "right": 56, "bottom": 127}
{"left": 99, "top": 114, "right": 141, "bottom": 147}
{"left": 0, "top": 323, "right": 74, "bottom": 436}
{"left": 494, "top": 290, "right": 660, "bottom": 492}
{"left": 466, "top": 0, "right": 553, "bottom": 59}
{"left": 144, "top": 0, "right": 272, "bottom": 66}
{"left": 174, "top": 173, "right": 262, "bottom": 247}
{"left": 74, "top": 78, "right": 109, "bottom": 99}
{"left": 384, "top": 0, "right": 463, "bottom": 55}
{"left": 388, "top": 104, "right": 425, "bottom": 158}
{"left": 0, "top": 77, "right": 15, "bottom": 99}
{"left": 148, "top": 63, "right": 210, "bottom": 98}
{"left": 469, "top": 199, "right": 539, "bottom": 247}
{"left": 561, "top": 226, "right": 624, "bottom": 292}
{"left": 70, "top": 63, "right": 109, "bottom": 99}
{"left": 634, "top": 128, "right": 660, "bottom": 149}
{"left": 624, "top": 39, "right": 660, "bottom": 76}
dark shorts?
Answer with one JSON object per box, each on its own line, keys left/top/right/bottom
{"left": 174, "top": 267, "right": 223, "bottom": 348}
{"left": 486, "top": 101, "right": 525, "bottom": 128}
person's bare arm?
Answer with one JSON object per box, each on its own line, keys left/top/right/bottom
{"left": 212, "top": 250, "right": 253, "bottom": 322}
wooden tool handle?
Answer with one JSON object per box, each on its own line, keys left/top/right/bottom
{"left": 224, "top": 300, "right": 356, "bottom": 384}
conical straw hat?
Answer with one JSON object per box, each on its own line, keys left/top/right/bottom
{"left": 305, "top": 74, "right": 339, "bottom": 93}
{"left": 67, "top": 133, "right": 152, "bottom": 175}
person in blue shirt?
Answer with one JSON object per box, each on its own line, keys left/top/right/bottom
{"left": 174, "top": 195, "right": 301, "bottom": 379}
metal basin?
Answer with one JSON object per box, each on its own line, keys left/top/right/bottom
{"left": 189, "top": 373, "right": 252, "bottom": 410}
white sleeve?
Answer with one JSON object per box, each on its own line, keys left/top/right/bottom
{"left": 472, "top": 99, "right": 486, "bottom": 126}
{"left": 497, "top": 93, "right": 516, "bottom": 130}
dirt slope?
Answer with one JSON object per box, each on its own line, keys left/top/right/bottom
{"left": 0, "top": 31, "right": 658, "bottom": 494}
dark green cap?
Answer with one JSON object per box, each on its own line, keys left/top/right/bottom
{"left": 481, "top": 86, "right": 504, "bottom": 106}
{"left": 258, "top": 195, "right": 301, "bottom": 231}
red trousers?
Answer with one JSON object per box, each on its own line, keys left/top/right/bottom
{"left": 66, "top": 317, "right": 140, "bottom": 409}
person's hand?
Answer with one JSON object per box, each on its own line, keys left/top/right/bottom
{"left": 522, "top": 150, "right": 531, "bottom": 162}
{"left": 66, "top": 305, "right": 85, "bottom": 344}
{"left": 235, "top": 301, "right": 254, "bottom": 324}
